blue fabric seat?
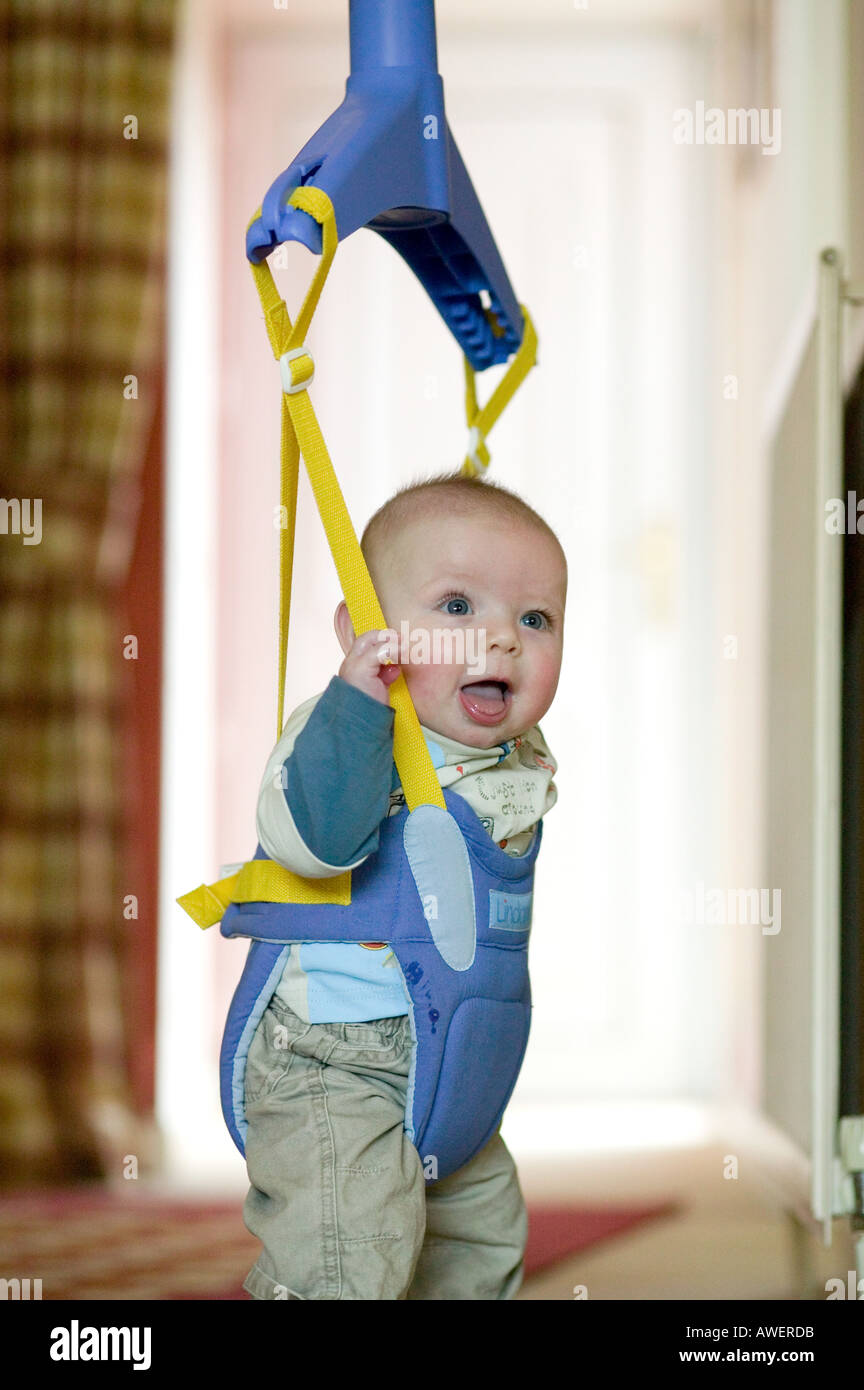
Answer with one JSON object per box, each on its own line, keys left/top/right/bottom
{"left": 219, "top": 788, "right": 542, "bottom": 1182}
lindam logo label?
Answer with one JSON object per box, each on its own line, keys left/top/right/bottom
{"left": 488, "top": 890, "right": 532, "bottom": 931}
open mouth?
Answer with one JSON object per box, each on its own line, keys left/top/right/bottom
{"left": 458, "top": 679, "right": 512, "bottom": 725}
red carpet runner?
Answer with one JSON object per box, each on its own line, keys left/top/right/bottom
{"left": 0, "top": 1189, "right": 677, "bottom": 1298}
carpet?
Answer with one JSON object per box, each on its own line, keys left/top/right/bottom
{"left": 0, "top": 1188, "right": 677, "bottom": 1299}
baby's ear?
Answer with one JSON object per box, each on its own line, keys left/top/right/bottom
{"left": 334, "top": 600, "right": 356, "bottom": 656}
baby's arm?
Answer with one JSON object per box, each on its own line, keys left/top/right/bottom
{"left": 256, "top": 631, "right": 401, "bottom": 877}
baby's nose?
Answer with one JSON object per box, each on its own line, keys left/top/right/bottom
{"left": 486, "top": 618, "right": 521, "bottom": 653}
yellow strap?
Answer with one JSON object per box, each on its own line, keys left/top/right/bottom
{"left": 177, "top": 194, "right": 539, "bottom": 929}
{"left": 176, "top": 879, "right": 238, "bottom": 931}
{"left": 178, "top": 861, "right": 352, "bottom": 931}
{"left": 461, "top": 305, "right": 538, "bottom": 478}
{"left": 248, "top": 186, "right": 445, "bottom": 812}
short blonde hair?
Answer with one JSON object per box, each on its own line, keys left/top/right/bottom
{"left": 360, "top": 471, "right": 565, "bottom": 580}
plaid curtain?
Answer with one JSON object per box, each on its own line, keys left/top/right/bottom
{"left": 0, "top": 0, "right": 177, "bottom": 1185}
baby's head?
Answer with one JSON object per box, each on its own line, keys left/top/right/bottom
{"left": 335, "top": 473, "right": 567, "bottom": 750}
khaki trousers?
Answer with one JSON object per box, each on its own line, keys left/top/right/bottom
{"left": 241, "top": 994, "right": 527, "bottom": 1300}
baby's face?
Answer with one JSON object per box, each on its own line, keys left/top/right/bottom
{"left": 372, "top": 511, "right": 566, "bottom": 749}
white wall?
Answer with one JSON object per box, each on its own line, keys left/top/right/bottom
{"left": 159, "top": 0, "right": 223, "bottom": 1182}
{"left": 707, "top": 0, "right": 852, "bottom": 1142}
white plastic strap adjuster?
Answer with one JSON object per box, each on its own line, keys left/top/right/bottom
{"left": 280, "top": 345, "right": 314, "bottom": 394}
{"left": 467, "top": 425, "right": 488, "bottom": 471}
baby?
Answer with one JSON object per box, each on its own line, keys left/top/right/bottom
{"left": 241, "top": 472, "right": 567, "bottom": 1301}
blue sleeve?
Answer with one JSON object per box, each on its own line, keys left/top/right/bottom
{"left": 283, "top": 675, "right": 395, "bottom": 865}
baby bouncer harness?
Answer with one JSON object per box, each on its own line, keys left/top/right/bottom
{"left": 178, "top": 0, "right": 542, "bottom": 1182}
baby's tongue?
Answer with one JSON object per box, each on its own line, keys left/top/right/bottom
{"left": 460, "top": 681, "right": 507, "bottom": 717}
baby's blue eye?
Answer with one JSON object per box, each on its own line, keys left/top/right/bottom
{"left": 521, "top": 611, "right": 548, "bottom": 630}
{"left": 441, "top": 595, "right": 472, "bottom": 616}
